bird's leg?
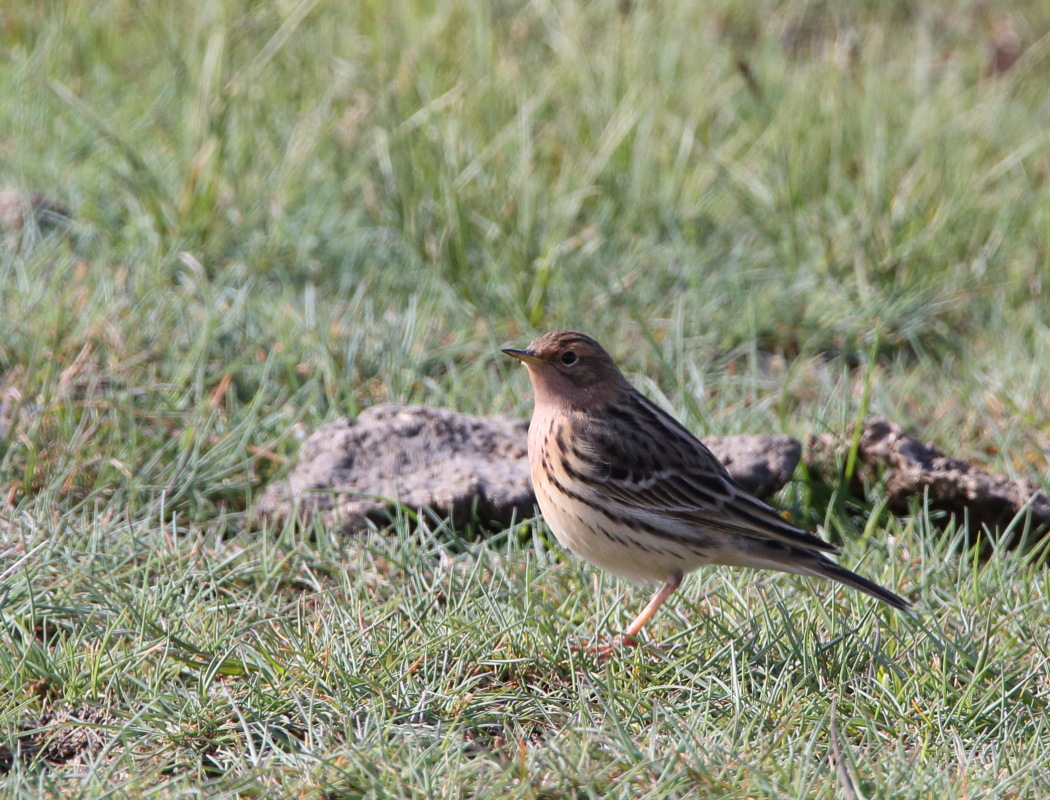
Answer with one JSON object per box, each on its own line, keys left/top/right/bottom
{"left": 615, "top": 571, "right": 683, "bottom": 648}
{"left": 576, "top": 572, "right": 683, "bottom": 658}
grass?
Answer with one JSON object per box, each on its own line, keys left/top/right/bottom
{"left": 2, "top": 0, "right": 1050, "bottom": 795}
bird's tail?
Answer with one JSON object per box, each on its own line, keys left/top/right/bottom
{"left": 744, "top": 543, "right": 912, "bottom": 612}
{"left": 806, "top": 553, "right": 912, "bottom": 612}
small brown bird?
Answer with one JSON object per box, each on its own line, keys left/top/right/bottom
{"left": 503, "top": 330, "right": 909, "bottom": 652}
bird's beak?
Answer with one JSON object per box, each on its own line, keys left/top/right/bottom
{"left": 502, "top": 347, "right": 544, "bottom": 366}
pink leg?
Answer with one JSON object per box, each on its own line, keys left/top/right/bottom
{"left": 576, "top": 572, "right": 683, "bottom": 658}
{"left": 623, "top": 573, "right": 683, "bottom": 639}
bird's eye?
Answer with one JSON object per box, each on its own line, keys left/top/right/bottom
{"left": 561, "top": 351, "right": 578, "bottom": 366}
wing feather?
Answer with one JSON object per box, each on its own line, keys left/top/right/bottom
{"left": 572, "top": 392, "right": 838, "bottom": 555}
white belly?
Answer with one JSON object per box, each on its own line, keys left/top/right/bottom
{"left": 527, "top": 411, "right": 693, "bottom": 585}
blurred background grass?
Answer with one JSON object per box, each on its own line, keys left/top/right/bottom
{"left": 2, "top": 0, "right": 1050, "bottom": 795}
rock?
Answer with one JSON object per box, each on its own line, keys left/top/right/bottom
{"left": 2, "top": 707, "right": 119, "bottom": 771}
{"left": 0, "top": 188, "right": 69, "bottom": 249}
{"left": 987, "top": 18, "right": 1023, "bottom": 76}
{"left": 256, "top": 404, "right": 534, "bottom": 534}
{"left": 705, "top": 434, "right": 801, "bottom": 500}
{"left": 256, "top": 403, "right": 802, "bottom": 534}
{"left": 805, "top": 417, "right": 1050, "bottom": 541}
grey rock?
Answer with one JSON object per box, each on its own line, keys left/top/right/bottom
{"left": 256, "top": 404, "right": 534, "bottom": 533}
{"left": 0, "top": 188, "right": 69, "bottom": 249}
{"left": 706, "top": 434, "right": 802, "bottom": 500}
{"left": 805, "top": 416, "right": 1050, "bottom": 540}
{"left": 7, "top": 706, "right": 120, "bottom": 769}
{"left": 256, "top": 403, "right": 802, "bottom": 534}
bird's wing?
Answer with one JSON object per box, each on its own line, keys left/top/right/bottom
{"left": 569, "top": 393, "right": 839, "bottom": 555}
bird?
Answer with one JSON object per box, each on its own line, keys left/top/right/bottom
{"left": 503, "top": 330, "right": 910, "bottom": 653}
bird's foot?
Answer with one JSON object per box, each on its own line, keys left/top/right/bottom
{"left": 572, "top": 633, "right": 647, "bottom": 659}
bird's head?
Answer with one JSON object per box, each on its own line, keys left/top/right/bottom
{"left": 502, "top": 330, "right": 628, "bottom": 408}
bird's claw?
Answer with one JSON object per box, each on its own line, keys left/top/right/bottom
{"left": 572, "top": 633, "right": 648, "bottom": 659}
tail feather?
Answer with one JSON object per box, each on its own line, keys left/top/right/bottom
{"left": 736, "top": 542, "right": 912, "bottom": 612}
{"left": 807, "top": 553, "right": 912, "bottom": 612}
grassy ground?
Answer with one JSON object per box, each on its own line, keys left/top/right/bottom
{"left": 2, "top": 0, "right": 1050, "bottom": 796}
